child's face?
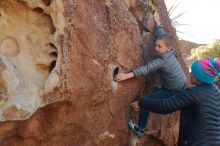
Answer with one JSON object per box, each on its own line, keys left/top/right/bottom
{"left": 155, "top": 40, "right": 171, "bottom": 54}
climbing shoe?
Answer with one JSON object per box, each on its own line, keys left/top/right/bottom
{"left": 128, "top": 120, "right": 144, "bottom": 137}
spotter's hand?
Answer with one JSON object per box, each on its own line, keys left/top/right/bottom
{"left": 130, "top": 101, "right": 140, "bottom": 112}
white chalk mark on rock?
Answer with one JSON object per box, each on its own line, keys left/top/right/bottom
{"left": 99, "top": 131, "right": 115, "bottom": 140}
{"left": 108, "top": 64, "right": 118, "bottom": 91}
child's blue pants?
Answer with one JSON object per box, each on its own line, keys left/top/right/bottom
{"left": 138, "top": 87, "right": 180, "bottom": 129}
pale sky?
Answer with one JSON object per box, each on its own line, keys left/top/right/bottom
{"left": 165, "top": 0, "right": 220, "bottom": 44}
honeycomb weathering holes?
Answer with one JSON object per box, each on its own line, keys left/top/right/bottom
{"left": 0, "top": 0, "right": 60, "bottom": 121}
{"left": 35, "top": 43, "right": 58, "bottom": 74}
{"left": 41, "top": 0, "right": 52, "bottom": 6}
{"left": 48, "top": 43, "right": 58, "bottom": 72}
{"left": 49, "top": 60, "right": 57, "bottom": 73}
{"left": 0, "top": 37, "right": 19, "bottom": 57}
{"left": 32, "top": 7, "right": 55, "bottom": 35}
{"left": 113, "top": 67, "right": 119, "bottom": 77}
{"left": 33, "top": 7, "right": 44, "bottom": 13}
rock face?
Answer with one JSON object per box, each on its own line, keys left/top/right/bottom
{"left": 0, "top": 0, "right": 189, "bottom": 146}
{"left": 178, "top": 40, "right": 201, "bottom": 55}
{"left": 178, "top": 40, "right": 202, "bottom": 68}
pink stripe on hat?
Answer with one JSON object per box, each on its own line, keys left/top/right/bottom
{"left": 199, "top": 58, "right": 217, "bottom": 76}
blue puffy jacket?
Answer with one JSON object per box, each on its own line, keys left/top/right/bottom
{"left": 139, "top": 83, "right": 220, "bottom": 146}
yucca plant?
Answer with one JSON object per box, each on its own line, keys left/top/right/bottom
{"left": 167, "top": 0, "right": 188, "bottom": 35}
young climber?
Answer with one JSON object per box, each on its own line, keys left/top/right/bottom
{"left": 131, "top": 57, "right": 220, "bottom": 146}
{"left": 114, "top": 12, "right": 186, "bottom": 137}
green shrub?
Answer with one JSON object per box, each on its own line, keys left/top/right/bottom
{"left": 189, "top": 40, "right": 220, "bottom": 61}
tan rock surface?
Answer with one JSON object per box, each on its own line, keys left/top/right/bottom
{"left": 0, "top": 0, "right": 62, "bottom": 121}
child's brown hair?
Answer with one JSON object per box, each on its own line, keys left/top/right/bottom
{"left": 156, "top": 34, "right": 174, "bottom": 49}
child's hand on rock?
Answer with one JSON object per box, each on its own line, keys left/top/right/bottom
{"left": 130, "top": 101, "right": 140, "bottom": 112}
{"left": 114, "top": 72, "right": 134, "bottom": 82}
{"left": 154, "top": 11, "right": 161, "bottom": 26}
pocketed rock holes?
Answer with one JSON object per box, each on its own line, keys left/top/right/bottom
{"left": 0, "top": 0, "right": 64, "bottom": 121}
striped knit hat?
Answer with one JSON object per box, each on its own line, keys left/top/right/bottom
{"left": 191, "top": 57, "right": 220, "bottom": 84}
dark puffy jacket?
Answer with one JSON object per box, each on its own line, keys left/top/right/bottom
{"left": 139, "top": 83, "right": 220, "bottom": 146}
{"left": 132, "top": 26, "right": 186, "bottom": 90}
